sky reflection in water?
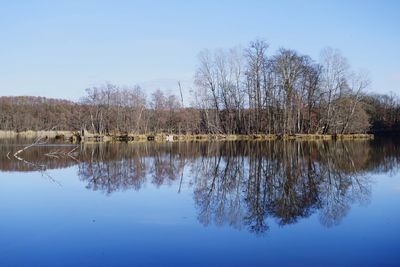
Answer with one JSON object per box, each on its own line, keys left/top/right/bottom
{"left": 0, "top": 139, "right": 399, "bottom": 267}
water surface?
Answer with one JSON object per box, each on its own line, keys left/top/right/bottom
{"left": 0, "top": 139, "right": 399, "bottom": 266}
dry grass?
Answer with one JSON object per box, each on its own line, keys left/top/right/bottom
{"left": 0, "top": 131, "right": 374, "bottom": 142}
{"left": 335, "top": 134, "right": 374, "bottom": 140}
{"left": 0, "top": 130, "right": 75, "bottom": 139}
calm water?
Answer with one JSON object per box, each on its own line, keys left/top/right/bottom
{"left": 0, "top": 139, "right": 399, "bottom": 267}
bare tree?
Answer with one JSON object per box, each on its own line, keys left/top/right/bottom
{"left": 319, "top": 47, "right": 349, "bottom": 134}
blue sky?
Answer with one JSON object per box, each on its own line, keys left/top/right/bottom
{"left": 0, "top": 0, "right": 399, "bottom": 101}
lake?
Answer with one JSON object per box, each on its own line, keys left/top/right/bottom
{"left": 0, "top": 139, "right": 399, "bottom": 267}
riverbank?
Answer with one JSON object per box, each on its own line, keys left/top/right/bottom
{"left": 0, "top": 130, "right": 75, "bottom": 140}
{"left": 0, "top": 130, "right": 374, "bottom": 142}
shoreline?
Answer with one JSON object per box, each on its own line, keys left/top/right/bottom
{"left": 0, "top": 130, "right": 374, "bottom": 142}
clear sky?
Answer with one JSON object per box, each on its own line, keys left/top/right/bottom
{"left": 0, "top": 0, "right": 399, "bottom": 101}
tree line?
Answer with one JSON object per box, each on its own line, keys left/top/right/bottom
{"left": 0, "top": 39, "right": 399, "bottom": 134}
{"left": 194, "top": 41, "right": 370, "bottom": 134}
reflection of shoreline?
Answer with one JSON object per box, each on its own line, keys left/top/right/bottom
{"left": 1, "top": 140, "right": 400, "bottom": 235}
{"left": 2, "top": 139, "right": 400, "bottom": 174}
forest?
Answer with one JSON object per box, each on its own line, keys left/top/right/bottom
{"left": 0, "top": 40, "right": 399, "bottom": 135}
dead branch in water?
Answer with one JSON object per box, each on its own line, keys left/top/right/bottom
{"left": 11, "top": 125, "right": 58, "bottom": 158}
{"left": 44, "top": 145, "right": 80, "bottom": 163}
{"left": 8, "top": 126, "right": 63, "bottom": 186}
{"left": 13, "top": 135, "right": 47, "bottom": 158}
{"left": 12, "top": 148, "right": 61, "bottom": 186}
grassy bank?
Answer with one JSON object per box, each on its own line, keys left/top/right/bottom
{"left": 0, "top": 130, "right": 75, "bottom": 140}
{"left": 0, "top": 130, "right": 374, "bottom": 142}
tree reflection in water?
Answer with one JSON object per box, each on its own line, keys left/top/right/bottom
{"left": 76, "top": 141, "right": 373, "bottom": 235}
{"left": 2, "top": 139, "right": 400, "bottom": 235}
{"left": 190, "top": 141, "right": 372, "bottom": 234}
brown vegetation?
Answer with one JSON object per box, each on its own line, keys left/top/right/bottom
{"left": 0, "top": 40, "right": 398, "bottom": 137}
